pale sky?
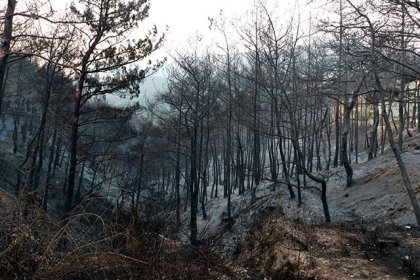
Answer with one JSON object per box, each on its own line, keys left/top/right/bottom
{"left": 148, "top": 0, "right": 255, "bottom": 48}
{"left": 38, "top": 0, "right": 314, "bottom": 57}
{"left": 148, "top": 0, "right": 310, "bottom": 50}
{"left": 10, "top": 0, "right": 315, "bottom": 105}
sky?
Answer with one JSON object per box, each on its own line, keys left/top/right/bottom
{"left": 139, "top": 0, "right": 313, "bottom": 100}
{"left": 46, "top": 0, "right": 312, "bottom": 52}
{"left": 148, "top": 0, "right": 256, "bottom": 49}
{"left": 147, "top": 0, "right": 313, "bottom": 51}
{"left": 13, "top": 0, "right": 316, "bottom": 105}
{"left": 140, "top": 0, "right": 314, "bottom": 100}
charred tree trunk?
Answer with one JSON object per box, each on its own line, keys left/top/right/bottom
{"left": 65, "top": 79, "right": 83, "bottom": 213}
{"left": 189, "top": 122, "right": 199, "bottom": 245}
{"left": 0, "top": 0, "right": 16, "bottom": 117}
{"left": 333, "top": 101, "right": 340, "bottom": 167}
{"left": 43, "top": 128, "right": 57, "bottom": 211}
{"left": 342, "top": 75, "right": 366, "bottom": 187}
{"left": 342, "top": 105, "right": 354, "bottom": 187}
{"left": 368, "top": 92, "right": 379, "bottom": 160}
{"left": 175, "top": 108, "right": 182, "bottom": 225}
{"left": 348, "top": 1, "right": 420, "bottom": 225}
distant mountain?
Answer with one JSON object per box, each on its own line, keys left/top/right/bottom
{"left": 140, "top": 75, "right": 168, "bottom": 99}
{"left": 103, "top": 74, "right": 168, "bottom": 107}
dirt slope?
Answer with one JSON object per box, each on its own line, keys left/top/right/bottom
{"left": 239, "top": 217, "right": 420, "bottom": 279}
{"left": 330, "top": 134, "right": 420, "bottom": 226}
{"left": 200, "top": 134, "right": 420, "bottom": 279}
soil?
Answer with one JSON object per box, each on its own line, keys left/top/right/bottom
{"left": 196, "top": 133, "right": 420, "bottom": 279}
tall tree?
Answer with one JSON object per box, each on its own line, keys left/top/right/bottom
{"left": 0, "top": 0, "right": 17, "bottom": 117}
{"left": 347, "top": 0, "right": 420, "bottom": 225}
{"left": 258, "top": 3, "right": 296, "bottom": 199}
{"left": 164, "top": 49, "right": 216, "bottom": 244}
{"left": 64, "top": 0, "right": 163, "bottom": 212}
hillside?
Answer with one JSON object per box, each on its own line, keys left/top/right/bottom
{"left": 1, "top": 0, "right": 420, "bottom": 279}
{"left": 1, "top": 134, "right": 419, "bottom": 280}
{"left": 173, "top": 133, "right": 420, "bottom": 279}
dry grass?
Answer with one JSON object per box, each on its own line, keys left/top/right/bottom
{"left": 239, "top": 213, "right": 420, "bottom": 280}
{"left": 0, "top": 191, "right": 258, "bottom": 279}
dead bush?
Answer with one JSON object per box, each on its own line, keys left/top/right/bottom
{"left": 0, "top": 191, "right": 255, "bottom": 279}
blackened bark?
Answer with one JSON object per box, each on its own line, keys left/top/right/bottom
{"left": 368, "top": 92, "right": 379, "bottom": 160}
{"left": 342, "top": 106, "right": 354, "bottom": 187}
{"left": 333, "top": 101, "right": 340, "bottom": 167}
{"left": 175, "top": 109, "right": 182, "bottom": 225}
{"left": 43, "top": 128, "right": 57, "bottom": 211}
{"left": 347, "top": 0, "right": 420, "bottom": 225}
{"left": 65, "top": 83, "right": 83, "bottom": 212}
{"left": 189, "top": 124, "right": 199, "bottom": 245}
{"left": 342, "top": 75, "right": 366, "bottom": 187}
{"left": 0, "top": 0, "right": 16, "bottom": 117}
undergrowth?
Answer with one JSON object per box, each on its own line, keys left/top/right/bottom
{"left": 0, "top": 193, "right": 251, "bottom": 279}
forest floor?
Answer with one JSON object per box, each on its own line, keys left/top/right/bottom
{"left": 239, "top": 217, "right": 420, "bottom": 279}
{"left": 184, "top": 132, "right": 420, "bottom": 279}
{"left": 1, "top": 132, "right": 420, "bottom": 279}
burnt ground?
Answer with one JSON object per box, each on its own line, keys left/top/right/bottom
{"left": 238, "top": 215, "right": 420, "bottom": 280}
{"left": 187, "top": 134, "right": 420, "bottom": 279}
{"left": 1, "top": 133, "right": 420, "bottom": 279}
